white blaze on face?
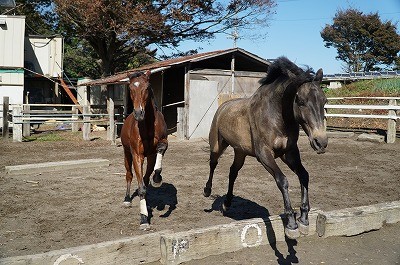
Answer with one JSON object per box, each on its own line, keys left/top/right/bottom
{"left": 154, "top": 153, "right": 163, "bottom": 171}
{"left": 140, "top": 199, "right": 148, "bottom": 216}
{"left": 134, "top": 81, "right": 140, "bottom": 87}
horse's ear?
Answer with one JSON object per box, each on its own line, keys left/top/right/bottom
{"left": 314, "top": 68, "right": 323, "bottom": 83}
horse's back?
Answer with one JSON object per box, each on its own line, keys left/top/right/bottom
{"left": 209, "top": 98, "right": 253, "bottom": 154}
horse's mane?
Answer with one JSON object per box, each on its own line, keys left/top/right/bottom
{"left": 259, "top": 57, "right": 314, "bottom": 86}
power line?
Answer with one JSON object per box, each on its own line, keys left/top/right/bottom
{"left": 272, "top": 11, "right": 400, "bottom": 22}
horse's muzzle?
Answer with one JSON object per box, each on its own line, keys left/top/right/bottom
{"left": 310, "top": 135, "right": 328, "bottom": 154}
{"left": 133, "top": 109, "right": 145, "bottom": 121}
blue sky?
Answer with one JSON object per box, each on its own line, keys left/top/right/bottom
{"left": 159, "top": 0, "right": 400, "bottom": 74}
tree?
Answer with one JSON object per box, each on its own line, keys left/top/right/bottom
{"left": 53, "top": 0, "right": 276, "bottom": 78}
{"left": 5, "top": 0, "right": 55, "bottom": 35}
{"left": 321, "top": 8, "right": 400, "bottom": 72}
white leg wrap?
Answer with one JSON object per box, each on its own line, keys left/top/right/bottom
{"left": 154, "top": 153, "right": 163, "bottom": 171}
{"left": 140, "top": 199, "right": 148, "bottom": 216}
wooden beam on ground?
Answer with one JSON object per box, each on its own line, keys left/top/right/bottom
{"left": 160, "top": 210, "right": 320, "bottom": 265}
{"left": 58, "top": 76, "right": 83, "bottom": 113}
{"left": 5, "top": 159, "right": 110, "bottom": 175}
{"left": 0, "top": 202, "right": 399, "bottom": 265}
{"left": 316, "top": 201, "right": 400, "bottom": 238}
{"left": 0, "top": 230, "right": 171, "bottom": 265}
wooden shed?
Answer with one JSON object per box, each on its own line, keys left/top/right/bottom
{"left": 83, "top": 48, "right": 271, "bottom": 139}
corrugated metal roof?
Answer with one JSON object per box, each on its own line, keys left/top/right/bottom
{"left": 81, "top": 48, "right": 270, "bottom": 86}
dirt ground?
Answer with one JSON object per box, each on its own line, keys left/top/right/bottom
{"left": 0, "top": 130, "right": 399, "bottom": 259}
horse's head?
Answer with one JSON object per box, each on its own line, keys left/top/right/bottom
{"left": 294, "top": 68, "right": 328, "bottom": 154}
{"left": 129, "top": 70, "right": 152, "bottom": 121}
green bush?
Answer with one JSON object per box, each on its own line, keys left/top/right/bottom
{"left": 325, "top": 78, "right": 400, "bottom": 97}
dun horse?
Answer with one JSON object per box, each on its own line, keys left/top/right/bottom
{"left": 121, "top": 70, "right": 168, "bottom": 229}
{"left": 203, "top": 57, "right": 328, "bottom": 239}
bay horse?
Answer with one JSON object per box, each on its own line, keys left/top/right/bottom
{"left": 203, "top": 57, "right": 328, "bottom": 239}
{"left": 120, "top": 70, "right": 168, "bottom": 230}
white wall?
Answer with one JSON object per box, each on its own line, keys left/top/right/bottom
{"left": 24, "top": 36, "right": 63, "bottom": 77}
{"left": 0, "top": 15, "right": 25, "bottom": 68}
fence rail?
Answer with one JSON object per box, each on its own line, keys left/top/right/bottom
{"left": 2, "top": 96, "right": 399, "bottom": 143}
{"left": 2, "top": 98, "right": 117, "bottom": 143}
{"left": 325, "top": 97, "right": 399, "bottom": 143}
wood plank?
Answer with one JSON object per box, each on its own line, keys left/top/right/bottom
{"left": 22, "top": 110, "right": 74, "bottom": 114}
{"left": 316, "top": 201, "right": 400, "bottom": 238}
{"left": 0, "top": 230, "right": 171, "bottom": 265}
{"left": 59, "top": 77, "right": 83, "bottom": 113}
{"left": 5, "top": 159, "right": 110, "bottom": 175}
{"left": 160, "top": 211, "right": 319, "bottom": 265}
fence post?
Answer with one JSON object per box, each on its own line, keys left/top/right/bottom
{"left": 23, "top": 104, "right": 31, "bottom": 137}
{"left": 12, "top": 105, "right": 23, "bottom": 142}
{"left": 387, "top": 99, "right": 397, "bottom": 143}
{"left": 2, "top": 96, "right": 9, "bottom": 139}
{"left": 83, "top": 105, "right": 91, "bottom": 141}
{"left": 71, "top": 106, "right": 79, "bottom": 132}
{"left": 107, "top": 98, "right": 115, "bottom": 141}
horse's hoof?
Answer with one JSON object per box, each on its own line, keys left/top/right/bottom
{"left": 151, "top": 179, "right": 163, "bottom": 188}
{"left": 139, "top": 223, "right": 151, "bottom": 231}
{"left": 123, "top": 201, "right": 132, "bottom": 208}
{"left": 297, "top": 221, "right": 309, "bottom": 235}
{"left": 203, "top": 187, "right": 211, "bottom": 197}
{"left": 285, "top": 227, "right": 300, "bottom": 239}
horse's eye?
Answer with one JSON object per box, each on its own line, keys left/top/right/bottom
{"left": 295, "top": 95, "right": 305, "bottom": 106}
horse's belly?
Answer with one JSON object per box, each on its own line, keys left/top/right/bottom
{"left": 218, "top": 111, "right": 253, "bottom": 155}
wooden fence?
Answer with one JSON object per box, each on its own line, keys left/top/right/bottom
{"left": 2, "top": 97, "right": 117, "bottom": 143}
{"left": 2, "top": 96, "right": 399, "bottom": 143}
{"left": 325, "top": 97, "right": 400, "bottom": 143}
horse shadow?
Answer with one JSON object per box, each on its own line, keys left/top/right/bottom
{"left": 205, "top": 195, "right": 299, "bottom": 265}
{"left": 146, "top": 182, "right": 178, "bottom": 219}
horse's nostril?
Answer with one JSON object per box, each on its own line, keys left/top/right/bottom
{"left": 315, "top": 138, "right": 321, "bottom": 148}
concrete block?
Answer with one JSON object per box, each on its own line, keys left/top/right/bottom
{"left": 357, "top": 133, "right": 385, "bottom": 143}
{"left": 5, "top": 159, "right": 110, "bottom": 175}
{"left": 0, "top": 230, "right": 171, "bottom": 265}
{"left": 316, "top": 201, "right": 400, "bottom": 238}
{"left": 160, "top": 211, "right": 319, "bottom": 265}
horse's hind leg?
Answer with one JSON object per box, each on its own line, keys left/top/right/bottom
{"left": 223, "top": 149, "right": 246, "bottom": 212}
{"left": 281, "top": 148, "right": 310, "bottom": 235}
{"left": 152, "top": 141, "right": 168, "bottom": 188}
{"left": 123, "top": 148, "right": 134, "bottom": 207}
{"left": 203, "top": 137, "right": 228, "bottom": 197}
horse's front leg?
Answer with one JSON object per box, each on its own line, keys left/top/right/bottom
{"left": 281, "top": 147, "right": 310, "bottom": 235}
{"left": 151, "top": 141, "right": 168, "bottom": 188}
{"left": 257, "top": 147, "right": 299, "bottom": 239}
{"left": 132, "top": 153, "right": 150, "bottom": 230}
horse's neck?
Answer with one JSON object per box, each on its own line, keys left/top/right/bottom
{"left": 136, "top": 100, "right": 156, "bottom": 139}
{"left": 251, "top": 80, "right": 299, "bottom": 133}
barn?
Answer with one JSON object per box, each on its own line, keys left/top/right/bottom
{"left": 82, "top": 48, "right": 271, "bottom": 139}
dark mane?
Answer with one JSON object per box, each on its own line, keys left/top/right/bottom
{"left": 259, "top": 57, "right": 314, "bottom": 86}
